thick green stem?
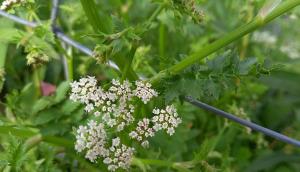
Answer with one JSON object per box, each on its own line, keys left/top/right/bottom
{"left": 33, "top": 67, "right": 41, "bottom": 97}
{"left": 159, "top": 23, "right": 166, "bottom": 70}
{"left": 147, "top": 5, "right": 164, "bottom": 24}
{"left": 132, "top": 157, "right": 198, "bottom": 171}
{"left": 132, "top": 158, "right": 173, "bottom": 167}
{"left": 121, "top": 45, "right": 137, "bottom": 81}
{"left": 56, "top": 40, "right": 74, "bottom": 81}
{"left": 66, "top": 56, "right": 74, "bottom": 81}
{"left": 149, "top": 0, "right": 300, "bottom": 84}
{"left": 240, "top": 1, "right": 254, "bottom": 59}
{"left": 24, "top": 134, "right": 43, "bottom": 151}
{"left": 80, "top": 0, "right": 112, "bottom": 33}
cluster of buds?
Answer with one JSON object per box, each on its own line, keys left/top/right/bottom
{"left": 172, "top": 0, "right": 205, "bottom": 24}
{"left": 0, "top": 0, "right": 25, "bottom": 10}
{"left": 26, "top": 50, "right": 50, "bottom": 67}
{"left": 70, "top": 76, "right": 181, "bottom": 171}
{"left": 92, "top": 44, "right": 111, "bottom": 64}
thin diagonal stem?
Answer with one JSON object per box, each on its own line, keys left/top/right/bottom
{"left": 184, "top": 96, "right": 300, "bottom": 147}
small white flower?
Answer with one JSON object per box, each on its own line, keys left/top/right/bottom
{"left": 167, "top": 127, "right": 175, "bottom": 135}
{"left": 134, "top": 81, "right": 158, "bottom": 104}
{"left": 141, "top": 141, "right": 149, "bottom": 148}
{"left": 153, "top": 108, "right": 160, "bottom": 115}
{"left": 103, "top": 157, "right": 112, "bottom": 164}
{"left": 129, "top": 118, "right": 155, "bottom": 148}
{"left": 85, "top": 103, "right": 94, "bottom": 112}
{"left": 104, "top": 137, "right": 135, "bottom": 171}
{"left": 151, "top": 105, "right": 181, "bottom": 136}
{"left": 94, "top": 111, "right": 101, "bottom": 117}
{"left": 74, "top": 120, "right": 108, "bottom": 162}
{"left": 112, "top": 137, "right": 120, "bottom": 147}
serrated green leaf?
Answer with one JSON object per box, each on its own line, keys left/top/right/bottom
{"left": 18, "top": 83, "right": 38, "bottom": 113}
{"left": 54, "top": 81, "right": 70, "bottom": 103}
{"left": 39, "top": 122, "right": 70, "bottom": 135}
{"left": 31, "top": 97, "right": 54, "bottom": 115}
{"left": 60, "top": 100, "right": 81, "bottom": 115}
{"left": 194, "top": 138, "right": 218, "bottom": 161}
{"left": 69, "top": 107, "right": 84, "bottom": 122}
{"left": 33, "top": 108, "right": 59, "bottom": 125}
{"left": 80, "top": 0, "right": 113, "bottom": 34}
{"left": 238, "top": 57, "right": 257, "bottom": 75}
{"left": 33, "top": 23, "right": 55, "bottom": 43}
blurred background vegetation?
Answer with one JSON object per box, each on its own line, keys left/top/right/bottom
{"left": 0, "top": 0, "right": 300, "bottom": 171}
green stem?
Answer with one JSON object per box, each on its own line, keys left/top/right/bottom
{"left": 159, "top": 23, "right": 166, "bottom": 70}
{"left": 0, "top": 126, "right": 37, "bottom": 138}
{"left": 132, "top": 158, "right": 173, "bottom": 168}
{"left": 24, "top": 134, "right": 43, "bottom": 151}
{"left": 0, "top": 19, "right": 12, "bottom": 91}
{"left": 66, "top": 56, "right": 74, "bottom": 81}
{"left": 147, "top": 4, "right": 165, "bottom": 24}
{"left": 132, "top": 158, "right": 196, "bottom": 171}
{"left": 240, "top": 1, "right": 254, "bottom": 59}
{"left": 149, "top": 0, "right": 300, "bottom": 84}
{"left": 121, "top": 45, "right": 137, "bottom": 81}
{"left": 33, "top": 67, "right": 41, "bottom": 97}
{"left": 80, "top": 0, "right": 112, "bottom": 33}
{"left": 55, "top": 40, "right": 74, "bottom": 81}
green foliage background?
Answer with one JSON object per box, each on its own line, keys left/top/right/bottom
{"left": 0, "top": 0, "right": 300, "bottom": 171}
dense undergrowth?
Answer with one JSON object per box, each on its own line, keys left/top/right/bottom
{"left": 0, "top": 0, "right": 300, "bottom": 171}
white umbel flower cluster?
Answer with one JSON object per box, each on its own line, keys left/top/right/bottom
{"left": 70, "top": 76, "right": 181, "bottom": 171}
{"left": 0, "top": 0, "right": 25, "bottom": 10}
{"left": 152, "top": 105, "right": 182, "bottom": 136}
{"left": 75, "top": 120, "right": 108, "bottom": 162}
{"left": 129, "top": 105, "right": 181, "bottom": 148}
{"left": 70, "top": 77, "right": 158, "bottom": 132}
{"left": 134, "top": 81, "right": 158, "bottom": 104}
{"left": 129, "top": 118, "right": 155, "bottom": 148}
{"left": 103, "top": 137, "right": 135, "bottom": 171}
